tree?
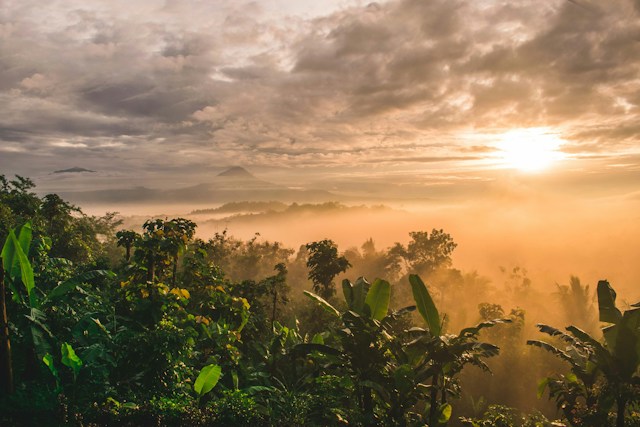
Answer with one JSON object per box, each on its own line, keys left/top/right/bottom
{"left": 300, "top": 277, "right": 410, "bottom": 425}
{"left": 528, "top": 280, "right": 640, "bottom": 427}
{"left": 555, "top": 275, "right": 597, "bottom": 335}
{"left": 305, "top": 239, "right": 351, "bottom": 300}
{"left": 132, "top": 218, "right": 196, "bottom": 283}
{"left": 406, "top": 275, "right": 508, "bottom": 426}
{"left": 116, "top": 230, "right": 140, "bottom": 262}
{"left": 406, "top": 230, "right": 457, "bottom": 275}
{"left": 343, "top": 238, "right": 400, "bottom": 284}
{"left": 162, "top": 218, "right": 197, "bottom": 285}
{"left": 388, "top": 230, "right": 457, "bottom": 278}
{"left": 301, "top": 274, "right": 507, "bottom": 426}
{"left": 266, "top": 263, "right": 288, "bottom": 328}
{"left": 0, "top": 175, "right": 40, "bottom": 243}
{"left": 40, "top": 194, "right": 121, "bottom": 264}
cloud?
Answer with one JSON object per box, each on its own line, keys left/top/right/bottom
{"left": 0, "top": 0, "right": 638, "bottom": 189}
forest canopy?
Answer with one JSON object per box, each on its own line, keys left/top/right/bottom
{"left": 0, "top": 175, "right": 638, "bottom": 427}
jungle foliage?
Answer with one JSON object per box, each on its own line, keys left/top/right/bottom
{"left": 0, "top": 175, "right": 638, "bottom": 426}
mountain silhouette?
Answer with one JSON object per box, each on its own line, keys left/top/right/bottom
{"left": 58, "top": 167, "right": 341, "bottom": 204}
{"left": 53, "top": 167, "right": 96, "bottom": 174}
{"left": 217, "top": 166, "right": 254, "bottom": 178}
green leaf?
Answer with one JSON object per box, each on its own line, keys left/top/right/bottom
{"left": 244, "top": 385, "right": 275, "bottom": 395}
{"left": 526, "top": 339, "right": 585, "bottom": 375}
{"left": 352, "top": 277, "right": 368, "bottom": 313}
{"left": 42, "top": 353, "right": 61, "bottom": 391}
{"left": 342, "top": 279, "right": 354, "bottom": 308}
{"left": 16, "top": 222, "right": 32, "bottom": 257}
{"left": 537, "top": 377, "right": 549, "bottom": 399}
{"left": 566, "top": 326, "right": 616, "bottom": 375}
{"left": 61, "top": 342, "right": 83, "bottom": 379}
{"left": 91, "top": 317, "right": 110, "bottom": 336}
{"left": 25, "top": 306, "right": 54, "bottom": 361}
{"left": 311, "top": 333, "right": 324, "bottom": 344}
{"left": 121, "top": 402, "right": 139, "bottom": 410}
{"left": 42, "top": 353, "right": 58, "bottom": 378}
{"left": 364, "top": 279, "right": 390, "bottom": 321}
{"left": 293, "top": 343, "right": 343, "bottom": 358}
{"left": 2, "top": 223, "right": 33, "bottom": 286}
{"left": 8, "top": 231, "right": 36, "bottom": 307}
{"left": 30, "top": 325, "right": 52, "bottom": 361}
{"left": 603, "top": 324, "right": 619, "bottom": 353}
{"left": 393, "top": 364, "right": 415, "bottom": 395}
{"left": 46, "top": 270, "right": 116, "bottom": 301}
{"left": 46, "top": 280, "right": 79, "bottom": 301}
{"left": 409, "top": 274, "right": 441, "bottom": 336}
{"left": 438, "top": 403, "right": 452, "bottom": 424}
{"left": 231, "top": 370, "right": 239, "bottom": 391}
{"left": 194, "top": 364, "right": 222, "bottom": 397}
{"left": 459, "top": 318, "right": 512, "bottom": 337}
{"left": 613, "top": 308, "right": 640, "bottom": 377}
{"left": 17, "top": 246, "right": 35, "bottom": 307}
{"left": 303, "top": 291, "right": 339, "bottom": 317}
{"left": 1, "top": 230, "right": 18, "bottom": 277}
{"left": 597, "top": 280, "right": 622, "bottom": 324}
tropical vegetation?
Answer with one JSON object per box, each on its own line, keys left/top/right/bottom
{"left": 0, "top": 174, "right": 638, "bottom": 426}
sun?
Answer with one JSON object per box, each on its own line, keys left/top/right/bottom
{"left": 496, "top": 128, "right": 566, "bottom": 172}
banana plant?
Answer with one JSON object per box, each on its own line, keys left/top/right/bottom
{"left": 300, "top": 275, "right": 507, "bottom": 426}
{"left": 1, "top": 222, "right": 115, "bottom": 388}
{"left": 528, "top": 280, "right": 640, "bottom": 427}
{"left": 246, "top": 320, "right": 321, "bottom": 394}
{"left": 1, "top": 222, "right": 49, "bottom": 382}
{"left": 298, "top": 277, "right": 413, "bottom": 425}
{"left": 1, "top": 222, "right": 36, "bottom": 393}
{"left": 401, "top": 275, "right": 509, "bottom": 426}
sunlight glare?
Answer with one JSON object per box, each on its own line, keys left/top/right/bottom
{"left": 496, "top": 128, "right": 565, "bottom": 172}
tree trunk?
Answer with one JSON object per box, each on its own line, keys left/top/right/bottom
{"left": 0, "top": 264, "right": 13, "bottom": 395}
{"left": 271, "top": 285, "right": 278, "bottom": 329}
{"left": 429, "top": 373, "right": 440, "bottom": 426}
{"left": 147, "top": 259, "right": 155, "bottom": 283}
{"left": 362, "top": 385, "right": 374, "bottom": 426}
{"left": 616, "top": 396, "right": 626, "bottom": 427}
{"left": 172, "top": 256, "right": 177, "bottom": 286}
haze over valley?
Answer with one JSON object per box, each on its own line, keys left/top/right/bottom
{"left": 1, "top": 1, "right": 639, "bottom": 424}
{"left": 26, "top": 165, "right": 636, "bottom": 299}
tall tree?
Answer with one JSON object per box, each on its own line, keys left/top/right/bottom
{"left": 116, "top": 230, "right": 140, "bottom": 262}
{"left": 387, "top": 229, "right": 457, "bottom": 278}
{"left": 406, "top": 229, "right": 457, "bottom": 275}
{"left": 0, "top": 175, "right": 40, "bottom": 243}
{"left": 305, "top": 239, "right": 350, "bottom": 300}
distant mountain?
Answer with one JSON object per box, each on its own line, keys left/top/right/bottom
{"left": 190, "top": 201, "right": 288, "bottom": 215}
{"left": 217, "top": 166, "right": 254, "bottom": 178}
{"left": 53, "top": 167, "right": 96, "bottom": 174}
{"left": 57, "top": 167, "right": 342, "bottom": 204}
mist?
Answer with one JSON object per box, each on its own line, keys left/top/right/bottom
{"left": 100, "top": 193, "right": 639, "bottom": 300}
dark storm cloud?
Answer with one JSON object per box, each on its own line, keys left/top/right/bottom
{"left": 1, "top": 0, "right": 638, "bottom": 182}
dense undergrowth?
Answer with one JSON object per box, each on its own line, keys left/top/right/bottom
{"left": 0, "top": 174, "right": 638, "bottom": 426}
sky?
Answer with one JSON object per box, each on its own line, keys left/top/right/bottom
{"left": 2, "top": 0, "right": 640, "bottom": 296}
{"left": 1, "top": 0, "right": 640, "bottom": 198}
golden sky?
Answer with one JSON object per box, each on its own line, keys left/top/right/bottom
{"left": 1, "top": 0, "right": 639, "bottom": 199}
